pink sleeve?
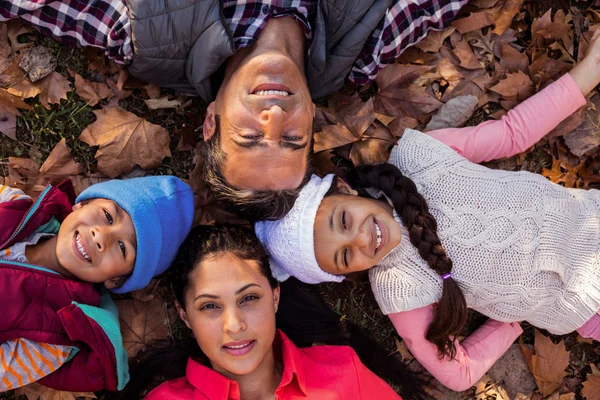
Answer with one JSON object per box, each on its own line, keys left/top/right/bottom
{"left": 427, "top": 74, "right": 586, "bottom": 163}
{"left": 351, "top": 352, "right": 402, "bottom": 399}
{"left": 389, "top": 305, "right": 523, "bottom": 392}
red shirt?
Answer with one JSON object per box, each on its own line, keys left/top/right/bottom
{"left": 145, "top": 330, "right": 401, "bottom": 400}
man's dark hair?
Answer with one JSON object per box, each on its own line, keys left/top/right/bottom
{"left": 201, "top": 115, "right": 312, "bottom": 221}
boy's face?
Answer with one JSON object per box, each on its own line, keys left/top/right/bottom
{"left": 56, "top": 198, "right": 136, "bottom": 289}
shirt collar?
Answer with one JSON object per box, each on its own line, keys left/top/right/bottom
{"left": 185, "top": 330, "right": 307, "bottom": 399}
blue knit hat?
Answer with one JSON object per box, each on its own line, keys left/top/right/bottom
{"left": 76, "top": 176, "right": 194, "bottom": 293}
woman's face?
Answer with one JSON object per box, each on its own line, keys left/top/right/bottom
{"left": 178, "top": 253, "right": 280, "bottom": 378}
{"left": 313, "top": 194, "right": 402, "bottom": 276}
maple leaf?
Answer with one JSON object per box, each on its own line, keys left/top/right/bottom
{"left": 450, "top": 31, "right": 484, "bottom": 69}
{"left": 73, "top": 73, "right": 113, "bottom": 106}
{"left": 415, "top": 27, "right": 456, "bottom": 52}
{"left": 115, "top": 296, "right": 171, "bottom": 358}
{"left": 79, "top": 107, "right": 172, "bottom": 178}
{"left": 38, "top": 138, "right": 85, "bottom": 184}
{"left": 6, "top": 20, "right": 34, "bottom": 52}
{"left": 492, "top": 0, "right": 525, "bottom": 35}
{"left": 563, "top": 94, "right": 600, "bottom": 156}
{"left": 582, "top": 364, "right": 600, "bottom": 400}
{"left": 530, "top": 330, "right": 570, "bottom": 397}
{"left": 9, "top": 157, "right": 39, "bottom": 177}
{"left": 452, "top": 9, "right": 496, "bottom": 34}
{"left": 8, "top": 71, "right": 71, "bottom": 109}
{"left": 15, "top": 382, "right": 96, "bottom": 400}
{"left": 0, "top": 87, "right": 31, "bottom": 139}
{"left": 144, "top": 95, "right": 190, "bottom": 110}
{"left": 19, "top": 46, "right": 56, "bottom": 82}
{"left": 499, "top": 42, "right": 529, "bottom": 73}
{"left": 490, "top": 70, "right": 535, "bottom": 101}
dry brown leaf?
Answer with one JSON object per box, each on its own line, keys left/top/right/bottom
{"left": 74, "top": 73, "right": 113, "bottom": 106}
{"left": 327, "top": 95, "right": 376, "bottom": 137}
{"left": 499, "top": 42, "right": 529, "bottom": 73}
{"left": 6, "top": 20, "right": 35, "bottom": 52}
{"left": 38, "top": 138, "right": 85, "bottom": 184}
{"left": 314, "top": 123, "right": 360, "bottom": 153}
{"left": 425, "top": 95, "right": 479, "bottom": 130}
{"left": 582, "top": 364, "right": 600, "bottom": 400}
{"left": 144, "top": 95, "right": 188, "bottom": 110}
{"left": 492, "top": 0, "right": 525, "bottom": 35}
{"left": 19, "top": 46, "right": 56, "bottom": 82}
{"left": 490, "top": 70, "right": 535, "bottom": 101}
{"left": 349, "top": 138, "right": 394, "bottom": 165}
{"left": 450, "top": 31, "right": 484, "bottom": 69}
{"left": 15, "top": 382, "right": 96, "bottom": 400}
{"left": 394, "top": 337, "right": 415, "bottom": 361}
{"left": 8, "top": 71, "right": 71, "bottom": 109}
{"left": 452, "top": 9, "right": 496, "bottom": 34}
{"left": 79, "top": 107, "right": 171, "bottom": 178}
{"left": 415, "top": 27, "right": 456, "bottom": 52}
{"left": 9, "top": 157, "right": 39, "bottom": 177}
{"left": 115, "top": 296, "right": 170, "bottom": 358}
{"left": 564, "top": 94, "right": 600, "bottom": 156}
{"left": 0, "top": 87, "right": 31, "bottom": 139}
{"left": 531, "top": 330, "right": 570, "bottom": 397}
{"left": 0, "top": 52, "right": 26, "bottom": 88}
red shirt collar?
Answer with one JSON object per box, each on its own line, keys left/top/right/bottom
{"left": 186, "top": 330, "right": 307, "bottom": 399}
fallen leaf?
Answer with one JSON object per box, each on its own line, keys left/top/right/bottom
{"left": 9, "top": 157, "right": 39, "bottom": 177}
{"left": 38, "top": 138, "right": 85, "bottom": 183}
{"left": 0, "top": 87, "right": 31, "bottom": 139}
{"left": 74, "top": 73, "right": 114, "bottom": 106}
{"left": 327, "top": 95, "right": 376, "bottom": 137}
{"left": 564, "top": 94, "right": 600, "bottom": 156}
{"left": 8, "top": 71, "right": 71, "bottom": 109}
{"left": 499, "top": 42, "right": 529, "bottom": 73}
{"left": 394, "top": 337, "right": 415, "bottom": 361}
{"left": 452, "top": 9, "right": 496, "bottom": 34}
{"left": 314, "top": 122, "right": 360, "bottom": 152}
{"left": 6, "top": 20, "right": 35, "bottom": 52}
{"left": 450, "top": 31, "right": 484, "bottom": 69}
{"left": 144, "top": 95, "right": 189, "bottom": 110}
{"left": 415, "top": 27, "right": 456, "bottom": 52}
{"left": 425, "top": 95, "right": 479, "bottom": 130}
{"left": 15, "top": 382, "right": 96, "bottom": 400}
{"left": 492, "top": 0, "right": 525, "bottom": 35}
{"left": 79, "top": 107, "right": 172, "bottom": 177}
{"left": 531, "top": 330, "right": 570, "bottom": 397}
{"left": 490, "top": 70, "right": 535, "bottom": 101}
{"left": 115, "top": 296, "right": 170, "bottom": 358}
{"left": 19, "top": 46, "right": 56, "bottom": 82}
{"left": 582, "top": 364, "right": 600, "bottom": 400}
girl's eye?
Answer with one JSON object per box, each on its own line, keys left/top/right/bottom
{"left": 342, "top": 211, "right": 347, "bottom": 230}
{"left": 200, "top": 303, "right": 219, "bottom": 311}
{"left": 104, "top": 209, "right": 113, "bottom": 225}
{"left": 118, "top": 241, "right": 126, "bottom": 257}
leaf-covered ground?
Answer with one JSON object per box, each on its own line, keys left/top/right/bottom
{"left": 2, "top": 0, "right": 600, "bottom": 399}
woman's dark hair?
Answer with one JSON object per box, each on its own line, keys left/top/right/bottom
{"left": 112, "top": 225, "right": 426, "bottom": 400}
{"left": 345, "top": 163, "right": 468, "bottom": 360}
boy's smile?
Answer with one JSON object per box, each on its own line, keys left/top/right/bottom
{"left": 55, "top": 198, "right": 137, "bottom": 288}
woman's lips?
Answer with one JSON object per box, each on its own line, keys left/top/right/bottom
{"left": 222, "top": 340, "right": 256, "bottom": 357}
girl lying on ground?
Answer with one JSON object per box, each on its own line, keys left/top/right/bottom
{"left": 113, "top": 225, "right": 426, "bottom": 400}
{"left": 255, "top": 30, "right": 600, "bottom": 392}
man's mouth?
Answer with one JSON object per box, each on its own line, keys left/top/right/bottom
{"left": 75, "top": 232, "right": 92, "bottom": 262}
{"left": 251, "top": 83, "right": 293, "bottom": 96}
{"left": 253, "top": 90, "right": 290, "bottom": 96}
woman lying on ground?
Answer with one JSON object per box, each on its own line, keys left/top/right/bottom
{"left": 112, "top": 225, "right": 426, "bottom": 400}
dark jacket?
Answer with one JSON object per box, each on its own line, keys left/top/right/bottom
{"left": 125, "top": 0, "right": 392, "bottom": 101}
{"left": 0, "top": 181, "right": 129, "bottom": 392}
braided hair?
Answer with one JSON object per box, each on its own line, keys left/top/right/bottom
{"left": 346, "top": 163, "right": 468, "bottom": 359}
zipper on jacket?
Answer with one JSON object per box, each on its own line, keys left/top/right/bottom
{"left": 0, "top": 185, "right": 52, "bottom": 249}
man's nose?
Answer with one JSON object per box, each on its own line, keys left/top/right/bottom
{"left": 260, "top": 105, "right": 285, "bottom": 139}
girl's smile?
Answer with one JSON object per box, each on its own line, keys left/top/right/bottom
{"left": 313, "top": 194, "right": 402, "bottom": 275}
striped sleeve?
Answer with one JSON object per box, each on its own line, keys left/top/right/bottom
{"left": 0, "top": 184, "right": 31, "bottom": 203}
{"left": 0, "top": 339, "right": 78, "bottom": 390}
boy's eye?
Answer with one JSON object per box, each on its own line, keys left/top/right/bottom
{"left": 118, "top": 241, "right": 126, "bottom": 257}
{"left": 341, "top": 211, "right": 347, "bottom": 230}
{"left": 104, "top": 209, "right": 113, "bottom": 225}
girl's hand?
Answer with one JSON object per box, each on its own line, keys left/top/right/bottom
{"left": 569, "top": 29, "right": 600, "bottom": 96}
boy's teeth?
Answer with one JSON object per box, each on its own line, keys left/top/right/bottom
{"left": 254, "top": 90, "right": 289, "bottom": 96}
{"left": 76, "top": 233, "right": 91, "bottom": 262}
{"left": 375, "top": 223, "right": 382, "bottom": 249}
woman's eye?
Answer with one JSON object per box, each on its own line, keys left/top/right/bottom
{"left": 104, "top": 209, "right": 113, "bottom": 225}
{"left": 118, "top": 241, "right": 126, "bottom": 257}
{"left": 200, "top": 303, "right": 219, "bottom": 311}
{"left": 241, "top": 295, "right": 259, "bottom": 304}
{"left": 342, "top": 211, "right": 347, "bottom": 230}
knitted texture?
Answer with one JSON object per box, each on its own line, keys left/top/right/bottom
{"left": 255, "top": 174, "right": 344, "bottom": 284}
{"left": 77, "top": 176, "right": 194, "bottom": 293}
{"left": 369, "top": 129, "right": 600, "bottom": 335}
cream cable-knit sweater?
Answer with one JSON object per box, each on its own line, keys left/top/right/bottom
{"left": 369, "top": 129, "right": 600, "bottom": 335}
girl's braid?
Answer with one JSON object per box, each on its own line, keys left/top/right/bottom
{"left": 347, "top": 163, "right": 468, "bottom": 359}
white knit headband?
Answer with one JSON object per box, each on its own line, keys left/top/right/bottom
{"left": 255, "top": 174, "right": 345, "bottom": 284}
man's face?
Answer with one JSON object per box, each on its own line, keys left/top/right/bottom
{"left": 204, "top": 51, "right": 315, "bottom": 191}
{"left": 56, "top": 198, "right": 136, "bottom": 289}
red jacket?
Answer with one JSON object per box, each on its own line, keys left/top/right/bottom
{"left": 145, "top": 330, "right": 401, "bottom": 400}
{"left": 0, "top": 181, "right": 128, "bottom": 392}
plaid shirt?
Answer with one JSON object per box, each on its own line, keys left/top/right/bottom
{"left": 0, "top": 0, "right": 468, "bottom": 85}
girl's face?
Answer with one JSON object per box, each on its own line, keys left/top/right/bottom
{"left": 314, "top": 194, "right": 402, "bottom": 275}
{"left": 178, "top": 253, "right": 280, "bottom": 378}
